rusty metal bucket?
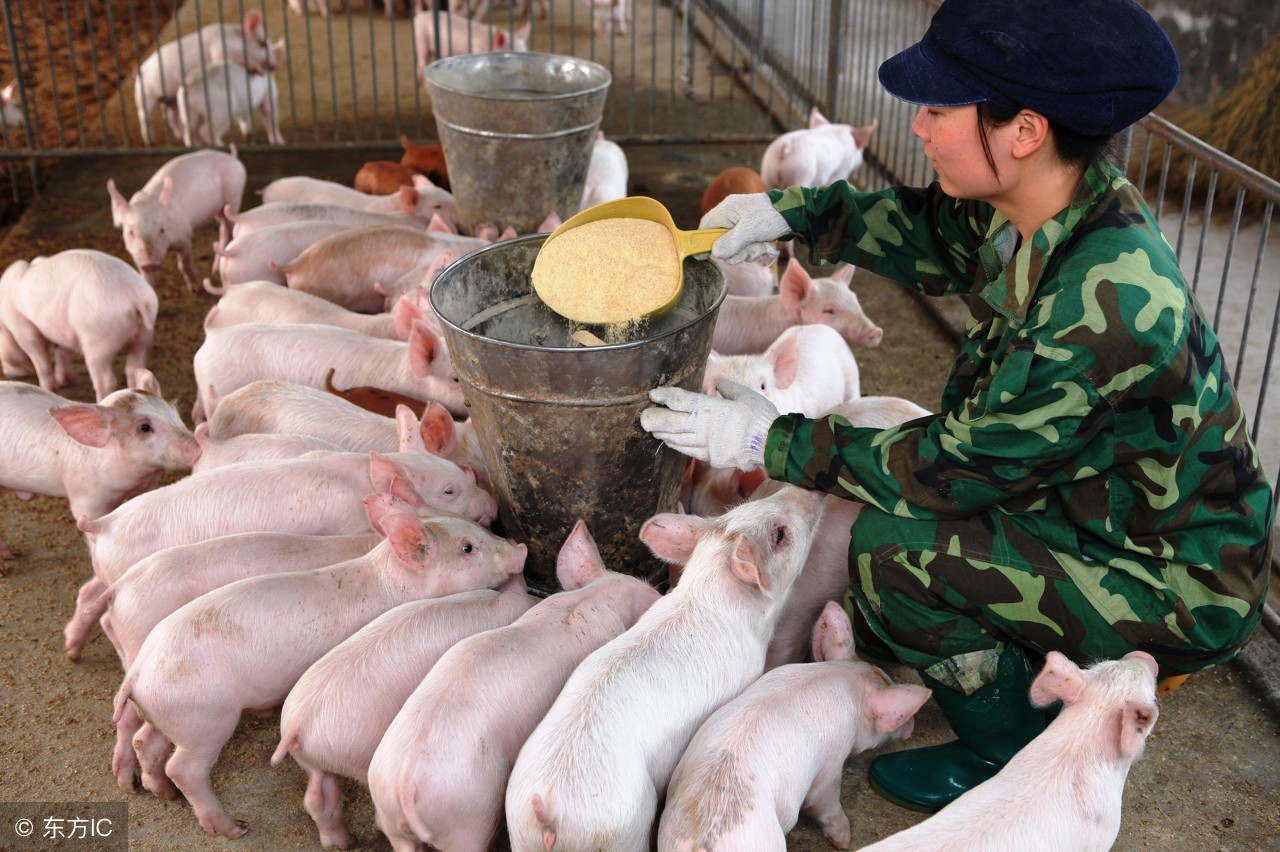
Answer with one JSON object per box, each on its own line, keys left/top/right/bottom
{"left": 422, "top": 52, "right": 611, "bottom": 235}
{"left": 430, "top": 234, "right": 726, "bottom": 592}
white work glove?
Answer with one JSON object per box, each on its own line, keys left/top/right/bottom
{"left": 641, "top": 380, "right": 780, "bottom": 471}
{"left": 699, "top": 192, "right": 792, "bottom": 265}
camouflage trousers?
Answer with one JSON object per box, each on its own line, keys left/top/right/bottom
{"left": 845, "top": 505, "right": 1268, "bottom": 694}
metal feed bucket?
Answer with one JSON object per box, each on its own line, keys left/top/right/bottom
{"left": 422, "top": 52, "right": 612, "bottom": 235}
{"left": 431, "top": 234, "right": 726, "bottom": 593}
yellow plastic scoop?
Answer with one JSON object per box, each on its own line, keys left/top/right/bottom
{"left": 531, "top": 196, "right": 727, "bottom": 326}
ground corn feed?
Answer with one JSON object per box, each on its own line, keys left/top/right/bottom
{"left": 531, "top": 218, "right": 680, "bottom": 325}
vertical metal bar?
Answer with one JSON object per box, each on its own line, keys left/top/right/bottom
{"left": 1191, "top": 170, "right": 1218, "bottom": 294}
{"left": 365, "top": 4, "right": 381, "bottom": 143}
{"left": 1175, "top": 158, "right": 1196, "bottom": 261}
{"left": 1248, "top": 201, "right": 1276, "bottom": 436}
{"left": 1235, "top": 201, "right": 1273, "bottom": 386}
{"left": 101, "top": 0, "right": 132, "bottom": 150}
{"left": 56, "top": 0, "right": 89, "bottom": 147}
{"left": 38, "top": 0, "right": 68, "bottom": 147}
{"left": 824, "top": 0, "right": 844, "bottom": 117}
{"left": 1136, "top": 130, "right": 1152, "bottom": 190}
{"left": 79, "top": 0, "right": 110, "bottom": 148}
{"left": 1153, "top": 142, "right": 1172, "bottom": 220}
{"left": 1211, "top": 187, "right": 1246, "bottom": 330}
{"left": 344, "top": 5, "right": 360, "bottom": 144}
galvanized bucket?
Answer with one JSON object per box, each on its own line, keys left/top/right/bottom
{"left": 422, "top": 52, "right": 612, "bottom": 235}
{"left": 430, "top": 234, "right": 726, "bottom": 593}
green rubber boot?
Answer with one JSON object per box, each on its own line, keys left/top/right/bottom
{"left": 868, "top": 643, "right": 1053, "bottom": 813}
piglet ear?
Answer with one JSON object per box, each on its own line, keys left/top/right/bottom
{"left": 1029, "top": 651, "right": 1086, "bottom": 707}
{"left": 107, "top": 179, "right": 128, "bottom": 225}
{"left": 364, "top": 492, "right": 418, "bottom": 535}
{"left": 396, "top": 185, "right": 422, "bottom": 211}
{"left": 867, "top": 684, "right": 932, "bottom": 736}
{"left": 407, "top": 321, "right": 438, "bottom": 378}
{"left": 640, "top": 513, "right": 707, "bottom": 563}
{"left": 417, "top": 402, "right": 456, "bottom": 455}
{"left": 1118, "top": 700, "right": 1158, "bottom": 759}
{"left": 131, "top": 368, "right": 161, "bottom": 395}
{"left": 767, "top": 331, "right": 801, "bottom": 390}
{"left": 393, "top": 291, "right": 425, "bottom": 339}
{"left": 808, "top": 106, "right": 829, "bottom": 128}
{"left": 810, "top": 600, "right": 854, "bottom": 663}
{"left": 777, "top": 258, "right": 812, "bottom": 309}
{"left": 555, "top": 519, "right": 605, "bottom": 591}
{"left": 729, "top": 535, "right": 767, "bottom": 592}
{"left": 368, "top": 451, "right": 414, "bottom": 497}
{"left": 50, "top": 405, "right": 113, "bottom": 448}
{"left": 396, "top": 405, "right": 425, "bottom": 452}
{"left": 853, "top": 119, "right": 878, "bottom": 150}
{"left": 157, "top": 176, "right": 175, "bottom": 207}
{"left": 388, "top": 476, "right": 427, "bottom": 509}
{"left": 385, "top": 513, "right": 434, "bottom": 568}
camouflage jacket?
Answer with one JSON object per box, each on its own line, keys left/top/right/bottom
{"left": 763, "top": 161, "right": 1273, "bottom": 609}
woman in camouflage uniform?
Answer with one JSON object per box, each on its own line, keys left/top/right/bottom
{"left": 642, "top": 0, "right": 1274, "bottom": 813}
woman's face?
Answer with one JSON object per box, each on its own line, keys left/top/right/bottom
{"left": 911, "top": 104, "right": 1005, "bottom": 201}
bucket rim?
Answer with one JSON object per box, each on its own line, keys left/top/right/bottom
{"left": 421, "top": 52, "right": 613, "bottom": 102}
{"left": 429, "top": 233, "right": 727, "bottom": 354}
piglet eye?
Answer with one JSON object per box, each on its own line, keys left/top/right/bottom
{"left": 461, "top": 542, "right": 473, "bottom": 554}
{"left": 774, "top": 525, "right": 787, "bottom": 545}
{"left": 138, "top": 422, "right": 153, "bottom": 433}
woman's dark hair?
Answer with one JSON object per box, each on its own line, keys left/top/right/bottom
{"left": 976, "top": 102, "right": 1115, "bottom": 178}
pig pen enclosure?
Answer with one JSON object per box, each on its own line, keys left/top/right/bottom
{"left": 2, "top": 0, "right": 1280, "bottom": 850}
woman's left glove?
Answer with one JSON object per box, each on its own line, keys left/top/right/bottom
{"left": 641, "top": 380, "right": 780, "bottom": 470}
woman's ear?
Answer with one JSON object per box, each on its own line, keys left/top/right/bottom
{"left": 1011, "top": 109, "right": 1052, "bottom": 159}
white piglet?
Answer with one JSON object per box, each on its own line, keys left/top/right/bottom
{"left": 0, "top": 375, "right": 199, "bottom": 526}
{"left": 660, "top": 602, "right": 931, "bottom": 850}
{"left": 75, "top": 448, "right": 495, "bottom": 605}
{"left": 207, "top": 220, "right": 354, "bottom": 290}
{"left": 703, "top": 323, "right": 861, "bottom": 417}
{"left": 275, "top": 583, "right": 537, "bottom": 849}
{"left": 260, "top": 175, "right": 458, "bottom": 231}
{"left": 81, "top": 529, "right": 383, "bottom": 793}
{"left": 413, "top": 11, "right": 531, "bottom": 80}
{"left": 579, "top": 131, "right": 629, "bottom": 211}
{"left": 0, "top": 249, "right": 158, "bottom": 400}
{"left": 275, "top": 224, "right": 484, "bottom": 312}
{"left": 192, "top": 320, "right": 464, "bottom": 423}
{"left": 176, "top": 39, "right": 285, "bottom": 146}
{"left": 370, "top": 520, "right": 661, "bottom": 852}
{"left": 712, "top": 258, "right": 883, "bottom": 355}
{"left": 133, "top": 10, "right": 275, "bottom": 145}
{"left": 506, "top": 485, "right": 826, "bottom": 851}
{"left": 859, "top": 650, "right": 1161, "bottom": 852}
{"left": 113, "top": 507, "right": 528, "bottom": 838}
{"left": 108, "top": 148, "right": 247, "bottom": 291}
{"left": 761, "top": 107, "right": 878, "bottom": 190}
{"left": 204, "top": 279, "right": 429, "bottom": 339}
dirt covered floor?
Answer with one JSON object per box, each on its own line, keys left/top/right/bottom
{"left": 0, "top": 144, "right": 1277, "bottom": 851}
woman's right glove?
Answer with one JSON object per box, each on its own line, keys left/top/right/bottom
{"left": 699, "top": 193, "right": 792, "bottom": 265}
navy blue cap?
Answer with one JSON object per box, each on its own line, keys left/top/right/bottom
{"left": 878, "top": 0, "right": 1180, "bottom": 136}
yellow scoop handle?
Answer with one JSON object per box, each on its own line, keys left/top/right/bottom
{"left": 678, "top": 227, "right": 729, "bottom": 258}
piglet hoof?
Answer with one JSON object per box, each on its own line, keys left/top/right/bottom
{"left": 201, "top": 817, "right": 248, "bottom": 839}
{"left": 115, "top": 770, "right": 139, "bottom": 795}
